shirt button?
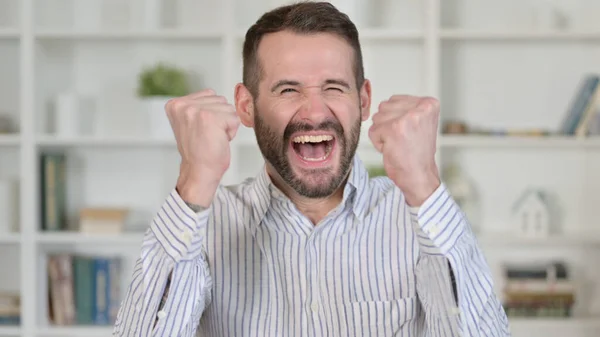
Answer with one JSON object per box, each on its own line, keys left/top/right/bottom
{"left": 310, "top": 301, "right": 319, "bottom": 313}
{"left": 450, "top": 307, "right": 460, "bottom": 315}
{"left": 182, "top": 231, "right": 192, "bottom": 245}
{"left": 428, "top": 225, "right": 440, "bottom": 236}
{"left": 157, "top": 310, "right": 167, "bottom": 319}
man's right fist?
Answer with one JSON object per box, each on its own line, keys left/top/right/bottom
{"left": 166, "top": 89, "right": 240, "bottom": 207}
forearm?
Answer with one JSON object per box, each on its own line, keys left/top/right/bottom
{"left": 113, "top": 240, "right": 211, "bottom": 337}
{"left": 155, "top": 271, "right": 173, "bottom": 328}
{"left": 112, "top": 235, "right": 177, "bottom": 336}
{"left": 411, "top": 183, "right": 510, "bottom": 336}
{"left": 113, "top": 189, "right": 213, "bottom": 336}
{"left": 415, "top": 238, "right": 509, "bottom": 336}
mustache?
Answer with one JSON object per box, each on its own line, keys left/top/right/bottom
{"left": 283, "top": 120, "right": 344, "bottom": 141}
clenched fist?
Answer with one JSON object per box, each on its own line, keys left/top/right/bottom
{"left": 166, "top": 89, "right": 241, "bottom": 207}
{"left": 368, "top": 95, "right": 441, "bottom": 207}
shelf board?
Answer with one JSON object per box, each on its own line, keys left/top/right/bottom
{"left": 33, "top": 135, "right": 600, "bottom": 150}
{"left": 477, "top": 232, "right": 600, "bottom": 247}
{"left": 0, "top": 29, "right": 18, "bottom": 39}
{"left": 37, "top": 326, "right": 113, "bottom": 337}
{"left": 508, "top": 316, "right": 600, "bottom": 328}
{"left": 35, "top": 30, "right": 223, "bottom": 40}
{"left": 439, "top": 134, "right": 600, "bottom": 148}
{"left": 23, "top": 28, "right": 600, "bottom": 41}
{"left": 0, "top": 233, "right": 20, "bottom": 244}
{"left": 0, "top": 326, "right": 21, "bottom": 336}
{"left": 36, "top": 232, "right": 144, "bottom": 245}
{"left": 0, "top": 134, "right": 19, "bottom": 147}
{"left": 359, "top": 28, "right": 423, "bottom": 41}
{"left": 441, "top": 29, "right": 600, "bottom": 41}
{"left": 235, "top": 28, "right": 422, "bottom": 41}
{"left": 36, "top": 136, "right": 176, "bottom": 148}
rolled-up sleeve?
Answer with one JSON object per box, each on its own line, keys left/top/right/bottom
{"left": 410, "top": 183, "right": 511, "bottom": 337}
{"left": 113, "top": 189, "right": 213, "bottom": 337}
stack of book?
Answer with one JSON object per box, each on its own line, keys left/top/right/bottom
{"left": 40, "top": 152, "right": 130, "bottom": 234}
{"left": 0, "top": 292, "right": 19, "bottom": 325}
{"left": 502, "top": 261, "right": 575, "bottom": 318}
{"left": 47, "top": 254, "right": 122, "bottom": 326}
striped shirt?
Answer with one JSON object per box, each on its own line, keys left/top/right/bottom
{"left": 113, "top": 155, "right": 511, "bottom": 336}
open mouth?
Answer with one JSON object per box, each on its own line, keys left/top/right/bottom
{"left": 291, "top": 134, "right": 335, "bottom": 162}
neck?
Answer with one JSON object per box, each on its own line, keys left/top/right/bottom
{"left": 266, "top": 165, "right": 346, "bottom": 225}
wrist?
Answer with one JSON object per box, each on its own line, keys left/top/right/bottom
{"left": 403, "top": 170, "right": 440, "bottom": 207}
{"left": 176, "top": 164, "right": 221, "bottom": 208}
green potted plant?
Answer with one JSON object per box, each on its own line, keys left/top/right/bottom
{"left": 137, "top": 62, "right": 190, "bottom": 139}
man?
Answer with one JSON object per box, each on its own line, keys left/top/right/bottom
{"left": 113, "top": 2, "right": 510, "bottom": 336}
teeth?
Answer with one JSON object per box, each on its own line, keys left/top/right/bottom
{"left": 301, "top": 155, "right": 329, "bottom": 162}
{"left": 292, "top": 135, "right": 333, "bottom": 143}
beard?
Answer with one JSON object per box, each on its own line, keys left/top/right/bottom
{"left": 253, "top": 105, "right": 361, "bottom": 199}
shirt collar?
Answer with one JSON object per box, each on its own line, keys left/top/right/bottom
{"left": 249, "top": 154, "right": 370, "bottom": 225}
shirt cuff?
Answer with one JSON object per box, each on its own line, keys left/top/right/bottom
{"left": 149, "top": 188, "right": 211, "bottom": 261}
{"left": 409, "top": 183, "right": 467, "bottom": 256}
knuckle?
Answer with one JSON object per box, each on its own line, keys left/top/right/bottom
{"left": 197, "top": 108, "right": 213, "bottom": 121}
{"left": 174, "top": 99, "right": 190, "bottom": 114}
{"left": 391, "top": 118, "right": 404, "bottom": 131}
{"left": 419, "top": 96, "right": 439, "bottom": 110}
{"left": 406, "top": 111, "right": 421, "bottom": 124}
{"left": 371, "top": 111, "right": 380, "bottom": 123}
{"left": 165, "top": 97, "right": 180, "bottom": 111}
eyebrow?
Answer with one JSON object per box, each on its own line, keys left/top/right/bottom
{"left": 270, "top": 79, "right": 352, "bottom": 92}
{"left": 324, "top": 79, "right": 351, "bottom": 90}
{"left": 270, "top": 80, "right": 300, "bottom": 92}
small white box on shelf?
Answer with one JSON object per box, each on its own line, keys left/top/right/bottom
{"left": 52, "top": 92, "right": 97, "bottom": 137}
{"left": 142, "top": 96, "right": 174, "bottom": 140}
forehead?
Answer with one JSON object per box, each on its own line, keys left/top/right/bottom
{"left": 256, "top": 30, "right": 355, "bottom": 84}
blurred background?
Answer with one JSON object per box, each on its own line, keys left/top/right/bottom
{"left": 0, "top": 0, "right": 599, "bottom": 336}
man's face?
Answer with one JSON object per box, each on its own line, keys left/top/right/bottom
{"left": 250, "top": 30, "right": 370, "bottom": 198}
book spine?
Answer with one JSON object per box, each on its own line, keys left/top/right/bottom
{"left": 109, "top": 258, "right": 121, "bottom": 324}
{"left": 93, "top": 258, "right": 110, "bottom": 325}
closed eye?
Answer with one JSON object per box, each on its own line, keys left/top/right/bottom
{"left": 281, "top": 88, "right": 297, "bottom": 94}
{"left": 326, "top": 87, "right": 344, "bottom": 92}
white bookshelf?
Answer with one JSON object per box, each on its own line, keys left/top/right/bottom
{"left": 0, "top": 0, "right": 599, "bottom": 336}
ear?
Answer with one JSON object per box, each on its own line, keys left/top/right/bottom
{"left": 234, "top": 83, "right": 255, "bottom": 127}
{"left": 359, "top": 78, "right": 372, "bottom": 122}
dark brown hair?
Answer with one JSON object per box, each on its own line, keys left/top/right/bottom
{"left": 242, "top": 1, "right": 365, "bottom": 98}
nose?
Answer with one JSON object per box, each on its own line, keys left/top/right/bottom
{"left": 296, "top": 90, "right": 333, "bottom": 124}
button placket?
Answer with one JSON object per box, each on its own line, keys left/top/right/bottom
{"left": 309, "top": 236, "right": 322, "bottom": 327}
{"left": 305, "top": 235, "right": 322, "bottom": 328}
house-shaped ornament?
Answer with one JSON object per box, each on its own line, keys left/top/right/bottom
{"left": 511, "top": 189, "right": 551, "bottom": 238}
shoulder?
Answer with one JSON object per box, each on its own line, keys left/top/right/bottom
{"left": 213, "top": 177, "right": 258, "bottom": 202}
{"left": 364, "top": 175, "right": 405, "bottom": 205}
{"left": 202, "top": 177, "right": 265, "bottom": 234}
{"left": 206, "top": 177, "right": 263, "bottom": 215}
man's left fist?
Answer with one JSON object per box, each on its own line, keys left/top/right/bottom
{"left": 368, "top": 95, "right": 441, "bottom": 207}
